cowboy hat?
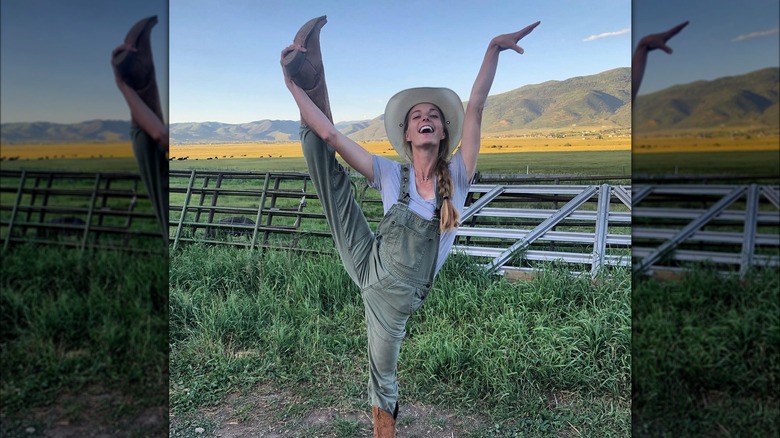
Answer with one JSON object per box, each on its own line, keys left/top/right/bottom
{"left": 384, "top": 87, "right": 464, "bottom": 162}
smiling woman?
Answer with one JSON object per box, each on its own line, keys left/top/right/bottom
{"left": 280, "top": 15, "right": 542, "bottom": 436}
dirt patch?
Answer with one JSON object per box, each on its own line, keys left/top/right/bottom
{"left": 171, "top": 383, "right": 487, "bottom": 437}
{"left": 1, "top": 384, "right": 167, "bottom": 437}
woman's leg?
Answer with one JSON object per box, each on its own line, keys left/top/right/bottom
{"left": 131, "top": 126, "right": 169, "bottom": 245}
{"left": 300, "top": 126, "right": 374, "bottom": 286}
{"left": 362, "top": 277, "right": 414, "bottom": 416}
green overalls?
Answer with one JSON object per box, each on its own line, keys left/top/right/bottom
{"left": 301, "top": 126, "right": 441, "bottom": 415}
{"left": 131, "top": 125, "right": 169, "bottom": 245}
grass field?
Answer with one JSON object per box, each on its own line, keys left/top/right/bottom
{"left": 169, "top": 244, "right": 631, "bottom": 436}
{"left": 168, "top": 150, "right": 632, "bottom": 176}
{"left": 633, "top": 150, "right": 779, "bottom": 177}
{"left": 633, "top": 133, "right": 778, "bottom": 154}
{"left": 169, "top": 135, "right": 630, "bottom": 160}
{"left": 1, "top": 136, "right": 632, "bottom": 176}
{"left": 1, "top": 245, "right": 168, "bottom": 436}
{"left": 633, "top": 133, "right": 779, "bottom": 177}
{"left": 633, "top": 267, "right": 779, "bottom": 436}
{"left": 0, "top": 156, "right": 141, "bottom": 173}
{"left": 168, "top": 136, "right": 631, "bottom": 174}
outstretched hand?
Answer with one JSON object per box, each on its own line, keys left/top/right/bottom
{"left": 491, "top": 21, "right": 541, "bottom": 54}
{"left": 639, "top": 21, "right": 689, "bottom": 54}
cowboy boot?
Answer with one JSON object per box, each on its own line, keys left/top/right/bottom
{"left": 282, "top": 15, "right": 333, "bottom": 123}
{"left": 112, "top": 16, "right": 164, "bottom": 123}
{"left": 372, "top": 404, "right": 397, "bottom": 438}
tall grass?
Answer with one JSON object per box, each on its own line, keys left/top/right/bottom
{"left": 169, "top": 244, "right": 631, "bottom": 436}
{"left": 633, "top": 267, "right": 779, "bottom": 436}
{"left": 0, "top": 244, "right": 168, "bottom": 434}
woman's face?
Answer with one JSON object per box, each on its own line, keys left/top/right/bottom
{"left": 404, "top": 102, "right": 447, "bottom": 148}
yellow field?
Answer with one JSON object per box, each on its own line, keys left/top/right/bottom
{"left": 633, "top": 134, "right": 779, "bottom": 154}
{"left": 6, "top": 133, "right": 773, "bottom": 162}
{"left": 170, "top": 135, "right": 631, "bottom": 160}
{"left": 1, "top": 142, "right": 135, "bottom": 160}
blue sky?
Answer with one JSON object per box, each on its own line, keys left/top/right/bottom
{"left": 0, "top": 0, "right": 168, "bottom": 124}
{"left": 633, "top": 0, "right": 779, "bottom": 96}
{"left": 1, "top": 1, "right": 776, "bottom": 125}
{"left": 169, "top": 0, "right": 632, "bottom": 123}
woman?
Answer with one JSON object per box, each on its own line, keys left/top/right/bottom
{"left": 282, "top": 16, "right": 539, "bottom": 436}
{"left": 111, "top": 15, "right": 169, "bottom": 245}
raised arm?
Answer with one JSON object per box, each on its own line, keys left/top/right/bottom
{"left": 460, "top": 22, "right": 540, "bottom": 180}
{"left": 632, "top": 21, "right": 689, "bottom": 101}
{"left": 281, "top": 45, "right": 374, "bottom": 181}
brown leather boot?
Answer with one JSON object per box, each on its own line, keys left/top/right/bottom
{"left": 372, "top": 404, "right": 397, "bottom": 438}
{"left": 112, "top": 16, "right": 164, "bottom": 123}
{"left": 282, "top": 15, "right": 333, "bottom": 123}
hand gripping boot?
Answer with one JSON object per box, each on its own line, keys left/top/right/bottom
{"left": 282, "top": 15, "right": 333, "bottom": 123}
{"left": 112, "top": 16, "right": 164, "bottom": 123}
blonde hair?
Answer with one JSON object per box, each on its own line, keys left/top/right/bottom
{"left": 404, "top": 106, "right": 460, "bottom": 232}
{"left": 433, "top": 134, "right": 459, "bottom": 232}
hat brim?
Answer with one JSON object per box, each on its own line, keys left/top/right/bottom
{"left": 384, "top": 87, "right": 464, "bottom": 162}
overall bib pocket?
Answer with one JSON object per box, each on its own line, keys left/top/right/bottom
{"left": 382, "top": 218, "right": 432, "bottom": 273}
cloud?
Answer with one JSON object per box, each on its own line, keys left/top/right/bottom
{"left": 733, "top": 27, "right": 779, "bottom": 42}
{"left": 583, "top": 28, "right": 630, "bottom": 42}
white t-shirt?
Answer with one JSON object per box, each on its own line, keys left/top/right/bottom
{"left": 369, "top": 150, "right": 470, "bottom": 275}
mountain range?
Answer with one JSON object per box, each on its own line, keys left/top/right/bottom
{"left": 634, "top": 67, "right": 778, "bottom": 132}
{"left": 1, "top": 120, "right": 132, "bottom": 144}
{"left": 168, "top": 67, "right": 634, "bottom": 143}
{"left": 2, "top": 67, "right": 776, "bottom": 144}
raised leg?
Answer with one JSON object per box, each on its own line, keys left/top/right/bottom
{"left": 131, "top": 126, "right": 169, "bottom": 245}
{"left": 300, "top": 127, "right": 374, "bottom": 286}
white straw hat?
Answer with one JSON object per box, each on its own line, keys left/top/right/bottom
{"left": 384, "top": 87, "right": 464, "bottom": 162}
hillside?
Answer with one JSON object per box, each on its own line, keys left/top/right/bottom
{"left": 0, "top": 120, "right": 131, "bottom": 144}
{"left": 634, "top": 67, "right": 779, "bottom": 132}
{"left": 3, "top": 67, "right": 639, "bottom": 144}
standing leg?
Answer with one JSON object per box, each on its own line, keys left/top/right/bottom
{"left": 362, "top": 276, "right": 414, "bottom": 438}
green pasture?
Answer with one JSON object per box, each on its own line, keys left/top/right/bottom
{"left": 169, "top": 244, "right": 631, "bottom": 436}
{"left": 633, "top": 150, "right": 779, "bottom": 178}
{"left": 169, "top": 150, "right": 632, "bottom": 176}
{"left": 0, "top": 157, "right": 141, "bottom": 173}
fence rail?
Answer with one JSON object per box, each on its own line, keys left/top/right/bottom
{"left": 169, "top": 169, "right": 632, "bottom": 277}
{"left": 632, "top": 183, "right": 780, "bottom": 278}
{"left": 1, "top": 170, "right": 165, "bottom": 253}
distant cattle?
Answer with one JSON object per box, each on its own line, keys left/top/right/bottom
{"left": 205, "top": 216, "right": 255, "bottom": 239}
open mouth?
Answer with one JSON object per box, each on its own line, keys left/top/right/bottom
{"left": 419, "top": 125, "right": 434, "bottom": 134}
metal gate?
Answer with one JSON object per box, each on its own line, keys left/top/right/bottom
{"left": 632, "top": 183, "right": 780, "bottom": 278}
